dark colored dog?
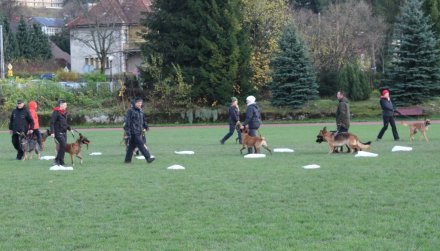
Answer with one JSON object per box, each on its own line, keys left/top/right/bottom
{"left": 64, "top": 133, "right": 91, "bottom": 166}
{"left": 401, "top": 119, "right": 431, "bottom": 142}
{"left": 236, "top": 122, "right": 272, "bottom": 155}
{"left": 317, "top": 127, "right": 371, "bottom": 153}
{"left": 19, "top": 132, "right": 41, "bottom": 160}
{"left": 122, "top": 130, "right": 146, "bottom": 155}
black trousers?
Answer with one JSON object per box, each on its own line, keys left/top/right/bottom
{"left": 12, "top": 133, "right": 24, "bottom": 159}
{"left": 55, "top": 132, "right": 67, "bottom": 165}
{"left": 221, "top": 123, "right": 242, "bottom": 143}
{"left": 125, "top": 134, "right": 151, "bottom": 162}
{"left": 377, "top": 116, "right": 400, "bottom": 140}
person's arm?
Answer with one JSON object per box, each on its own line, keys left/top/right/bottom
{"left": 380, "top": 99, "right": 394, "bottom": 112}
{"left": 143, "top": 114, "right": 149, "bottom": 131}
{"left": 50, "top": 111, "right": 57, "bottom": 136}
{"left": 242, "top": 107, "right": 253, "bottom": 126}
{"left": 337, "top": 103, "right": 348, "bottom": 127}
{"left": 124, "top": 110, "right": 132, "bottom": 137}
{"left": 26, "top": 109, "right": 34, "bottom": 133}
{"left": 9, "top": 111, "right": 14, "bottom": 131}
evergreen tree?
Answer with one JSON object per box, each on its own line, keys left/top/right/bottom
{"left": 337, "top": 63, "right": 371, "bottom": 101}
{"left": 270, "top": 24, "right": 319, "bottom": 108}
{"left": 384, "top": 0, "right": 440, "bottom": 105}
{"left": 31, "top": 23, "right": 52, "bottom": 59}
{"left": 0, "top": 17, "right": 19, "bottom": 61}
{"left": 140, "top": 0, "right": 251, "bottom": 105}
{"left": 423, "top": 0, "right": 440, "bottom": 41}
{"left": 16, "top": 16, "right": 31, "bottom": 58}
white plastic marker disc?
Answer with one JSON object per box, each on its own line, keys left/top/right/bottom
{"left": 89, "top": 152, "right": 102, "bottom": 156}
{"left": 273, "top": 148, "right": 294, "bottom": 153}
{"left": 167, "top": 165, "right": 185, "bottom": 170}
{"left": 392, "top": 146, "right": 413, "bottom": 152}
{"left": 303, "top": 164, "right": 320, "bottom": 169}
{"left": 40, "top": 156, "right": 56, "bottom": 160}
{"left": 49, "top": 165, "right": 73, "bottom": 171}
{"left": 174, "top": 151, "right": 195, "bottom": 155}
{"left": 244, "top": 153, "right": 266, "bottom": 158}
{"left": 136, "top": 155, "right": 155, "bottom": 160}
{"left": 355, "top": 151, "right": 378, "bottom": 157}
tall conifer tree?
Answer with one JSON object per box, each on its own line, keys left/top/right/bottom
{"left": 384, "top": 0, "right": 440, "bottom": 105}
{"left": 270, "top": 24, "right": 318, "bottom": 108}
{"left": 0, "top": 17, "right": 19, "bottom": 61}
{"left": 140, "top": 0, "right": 251, "bottom": 104}
{"left": 16, "top": 16, "right": 31, "bottom": 58}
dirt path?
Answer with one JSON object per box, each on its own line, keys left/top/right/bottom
{"left": 2, "top": 120, "right": 439, "bottom": 133}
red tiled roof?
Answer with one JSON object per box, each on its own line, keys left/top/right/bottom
{"left": 69, "top": 0, "right": 151, "bottom": 27}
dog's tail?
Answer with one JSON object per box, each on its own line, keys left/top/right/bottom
{"left": 357, "top": 141, "right": 371, "bottom": 151}
{"left": 361, "top": 141, "right": 371, "bottom": 145}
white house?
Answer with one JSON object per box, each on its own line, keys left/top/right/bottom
{"left": 31, "top": 17, "right": 65, "bottom": 36}
{"left": 16, "top": 0, "right": 63, "bottom": 8}
{"left": 68, "top": 0, "right": 150, "bottom": 77}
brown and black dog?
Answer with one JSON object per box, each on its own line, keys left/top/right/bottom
{"left": 64, "top": 133, "right": 91, "bottom": 166}
{"left": 401, "top": 119, "right": 431, "bottom": 142}
{"left": 19, "top": 132, "right": 41, "bottom": 160}
{"left": 236, "top": 122, "right": 272, "bottom": 155}
{"left": 317, "top": 127, "right": 371, "bottom": 154}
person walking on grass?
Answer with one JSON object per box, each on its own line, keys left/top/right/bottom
{"left": 124, "top": 97, "right": 155, "bottom": 164}
{"left": 376, "top": 89, "right": 400, "bottom": 141}
{"left": 9, "top": 99, "right": 34, "bottom": 160}
{"left": 220, "top": 97, "right": 242, "bottom": 144}
{"left": 336, "top": 91, "right": 350, "bottom": 133}
{"left": 240, "top": 95, "right": 262, "bottom": 154}
{"left": 50, "top": 100, "right": 71, "bottom": 167}
{"left": 29, "top": 100, "right": 42, "bottom": 149}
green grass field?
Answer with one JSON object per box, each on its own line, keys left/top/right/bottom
{"left": 1, "top": 123, "right": 439, "bottom": 250}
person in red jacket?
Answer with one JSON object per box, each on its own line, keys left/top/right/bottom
{"left": 28, "top": 100, "right": 42, "bottom": 148}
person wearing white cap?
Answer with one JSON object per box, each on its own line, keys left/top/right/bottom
{"left": 240, "top": 95, "right": 262, "bottom": 153}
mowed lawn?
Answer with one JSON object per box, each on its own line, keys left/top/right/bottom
{"left": 0, "top": 123, "right": 439, "bottom": 250}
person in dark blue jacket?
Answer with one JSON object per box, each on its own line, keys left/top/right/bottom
{"left": 376, "top": 89, "right": 400, "bottom": 141}
{"left": 240, "top": 95, "right": 262, "bottom": 153}
{"left": 124, "top": 97, "right": 155, "bottom": 164}
{"left": 220, "top": 97, "right": 241, "bottom": 144}
{"left": 9, "top": 99, "right": 34, "bottom": 160}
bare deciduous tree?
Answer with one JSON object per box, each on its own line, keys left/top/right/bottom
{"left": 69, "top": 0, "right": 122, "bottom": 73}
{"left": 294, "top": 0, "right": 387, "bottom": 72}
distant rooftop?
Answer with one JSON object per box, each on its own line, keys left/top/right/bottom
{"left": 32, "top": 17, "right": 65, "bottom": 27}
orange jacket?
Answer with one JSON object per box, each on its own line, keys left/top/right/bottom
{"left": 28, "top": 101, "right": 39, "bottom": 129}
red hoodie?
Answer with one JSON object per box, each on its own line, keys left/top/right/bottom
{"left": 29, "top": 101, "right": 39, "bottom": 129}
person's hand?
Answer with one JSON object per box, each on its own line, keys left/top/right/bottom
{"left": 28, "top": 130, "right": 33, "bottom": 134}
{"left": 50, "top": 133, "right": 55, "bottom": 138}
{"left": 9, "top": 130, "right": 13, "bottom": 135}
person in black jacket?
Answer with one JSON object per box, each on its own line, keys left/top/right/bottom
{"left": 377, "top": 89, "right": 400, "bottom": 141}
{"left": 124, "top": 97, "right": 155, "bottom": 164}
{"left": 240, "top": 95, "right": 262, "bottom": 153}
{"left": 220, "top": 97, "right": 241, "bottom": 144}
{"left": 9, "top": 99, "right": 34, "bottom": 160}
{"left": 50, "top": 100, "right": 71, "bottom": 166}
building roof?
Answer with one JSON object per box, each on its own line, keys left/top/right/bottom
{"left": 32, "top": 17, "right": 65, "bottom": 27}
{"left": 68, "top": 0, "right": 151, "bottom": 27}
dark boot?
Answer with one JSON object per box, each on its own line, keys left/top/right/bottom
{"left": 247, "top": 148, "right": 253, "bottom": 154}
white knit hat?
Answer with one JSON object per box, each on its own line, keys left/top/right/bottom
{"left": 246, "top": 95, "right": 256, "bottom": 103}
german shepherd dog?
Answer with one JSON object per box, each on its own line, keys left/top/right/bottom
{"left": 33, "top": 129, "right": 50, "bottom": 150}
{"left": 317, "top": 127, "right": 371, "bottom": 153}
{"left": 121, "top": 130, "right": 147, "bottom": 155}
{"left": 236, "top": 122, "right": 272, "bottom": 155}
{"left": 401, "top": 119, "right": 431, "bottom": 142}
{"left": 64, "top": 133, "right": 91, "bottom": 166}
{"left": 19, "top": 132, "right": 41, "bottom": 160}
{"left": 316, "top": 130, "right": 350, "bottom": 153}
